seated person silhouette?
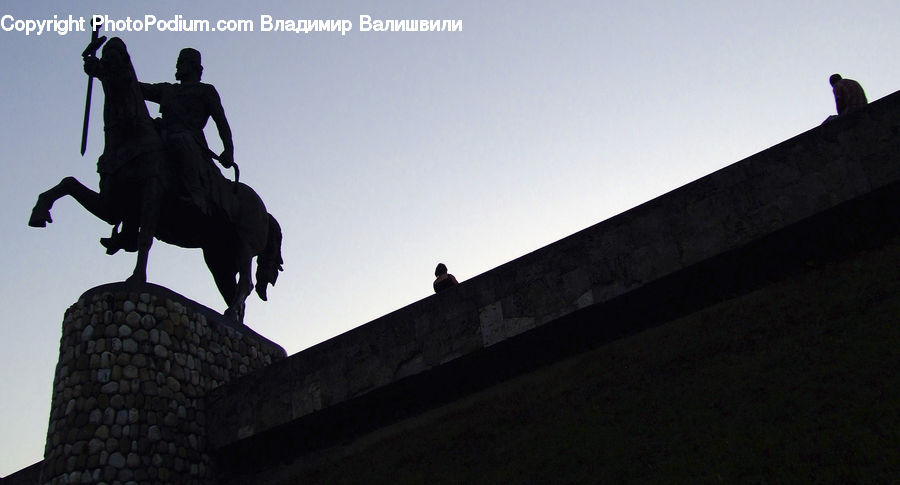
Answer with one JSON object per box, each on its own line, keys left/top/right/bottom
{"left": 433, "top": 263, "right": 459, "bottom": 293}
{"left": 829, "top": 73, "right": 867, "bottom": 115}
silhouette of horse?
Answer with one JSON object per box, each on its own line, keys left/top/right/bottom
{"left": 28, "top": 37, "right": 283, "bottom": 323}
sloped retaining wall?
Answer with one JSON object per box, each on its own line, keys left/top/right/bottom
{"left": 40, "top": 283, "right": 285, "bottom": 485}
{"left": 208, "top": 90, "right": 900, "bottom": 458}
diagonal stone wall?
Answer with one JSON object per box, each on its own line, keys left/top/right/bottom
{"left": 206, "top": 88, "right": 900, "bottom": 460}
{"left": 40, "top": 283, "right": 285, "bottom": 485}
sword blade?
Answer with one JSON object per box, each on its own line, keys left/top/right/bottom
{"left": 80, "top": 77, "right": 93, "bottom": 156}
{"left": 79, "top": 19, "right": 100, "bottom": 156}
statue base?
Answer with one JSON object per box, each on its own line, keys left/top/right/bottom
{"left": 40, "top": 282, "right": 285, "bottom": 485}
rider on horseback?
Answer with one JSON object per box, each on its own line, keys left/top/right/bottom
{"left": 141, "top": 47, "right": 235, "bottom": 215}
{"left": 94, "top": 47, "right": 237, "bottom": 253}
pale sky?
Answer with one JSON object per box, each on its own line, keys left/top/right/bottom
{"left": 2, "top": 0, "right": 899, "bottom": 476}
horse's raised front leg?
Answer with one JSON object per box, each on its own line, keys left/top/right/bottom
{"left": 29, "top": 176, "right": 116, "bottom": 228}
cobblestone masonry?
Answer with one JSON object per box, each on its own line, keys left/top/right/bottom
{"left": 41, "top": 283, "right": 285, "bottom": 485}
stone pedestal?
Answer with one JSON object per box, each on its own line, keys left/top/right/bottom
{"left": 41, "top": 283, "right": 285, "bottom": 485}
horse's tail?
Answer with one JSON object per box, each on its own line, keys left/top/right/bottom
{"left": 254, "top": 213, "right": 283, "bottom": 301}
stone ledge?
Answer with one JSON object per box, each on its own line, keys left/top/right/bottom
{"left": 2, "top": 460, "right": 43, "bottom": 485}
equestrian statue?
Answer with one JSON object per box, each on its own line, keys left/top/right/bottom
{"left": 29, "top": 32, "right": 283, "bottom": 324}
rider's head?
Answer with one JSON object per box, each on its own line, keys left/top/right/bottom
{"left": 175, "top": 48, "right": 203, "bottom": 83}
{"left": 829, "top": 73, "right": 843, "bottom": 87}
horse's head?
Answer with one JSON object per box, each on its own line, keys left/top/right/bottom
{"left": 97, "top": 37, "right": 150, "bottom": 127}
{"left": 100, "top": 37, "right": 132, "bottom": 72}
